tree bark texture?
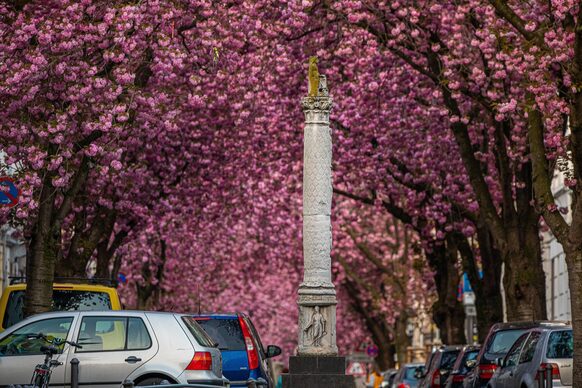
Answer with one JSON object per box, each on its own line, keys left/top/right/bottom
{"left": 502, "top": 225, "right": 547, "bottom": 321}
{"left": 24, "top": 175, "right": 58, "bottom": 317}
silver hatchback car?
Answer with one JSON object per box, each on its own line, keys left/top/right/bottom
{"left": 0, "top": 310, "right": 228, "bottom": 387}
{"left": 488, "top": 326, "right": 573, "bottom": 388}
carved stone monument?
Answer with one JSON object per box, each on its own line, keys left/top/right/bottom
{"left": 283, "top": 61, "right": 353, "bottom": 388}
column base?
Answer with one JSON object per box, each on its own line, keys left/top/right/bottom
{"left": 282, "top": 356, "right": 354, "bottom": 388}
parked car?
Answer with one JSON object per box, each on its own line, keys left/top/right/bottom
{"left": 192, "top": 313, "right": 282, "bottom": 387}
{"left": 380, "top": 369, "right": 398, "bottom": 387}
{"left": 392, "top": 363, "right": 425, "bottom": 388}
{"left": 0, "top": 310, "right": 229, "bottom": 387}
{"left": 0, "top": 278, "right": 122, "bottom": 332}
{"left": 418, "top": 345, "right": 462, "bottom": 388}
{"left": 463, "top": 321, "right": 568, "bottom": 388}
{"left": 487, "top": 326, "right": 573, "bottom": 387}
{"left": 444, "top": 345, "right": 481, "bottom": 388}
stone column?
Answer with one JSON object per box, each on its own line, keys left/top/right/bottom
{"left": 283, "top": 71, "right": 353, "bottom": 388}
{"left": 298, "top": 75, "right": 338, "bottom": 357}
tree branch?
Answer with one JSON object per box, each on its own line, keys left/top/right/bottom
{"left": 527, "top": 96, "right": 570, "bottom": 243}
{"left": 486, "top": 0, "right": 542, "bottom": 43}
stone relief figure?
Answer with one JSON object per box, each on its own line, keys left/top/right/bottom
{"left": 303, "top": 306, "right": 326, "bottom": 346}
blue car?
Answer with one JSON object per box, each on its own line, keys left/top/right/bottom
{"left": 192, "top": 313, "right": 282, "bottom": 387}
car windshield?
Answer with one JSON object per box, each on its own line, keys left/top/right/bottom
{"left": 3, "top": 290, "right": 111, "bottom": 329}
{"left": 405, "top": 366, "right": 423, "bottom": 380}
{"left": 440, "top": 350, "right": 460, "bottom": 370}
{"left": 487, "top": 329, "right": 528, "bottom": 355}
{"left": 194, "top": 317, "right": 245, "bottom": 351}
{"left": 546, "top": 330, "right": 573, "bottom": 359}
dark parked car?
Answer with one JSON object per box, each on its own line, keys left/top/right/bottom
{"left": 418, "top": 345, "right": 462, "bottom": 388}
{"left": 444, "top": 345, "right": 481, "bottom": 388}
{"left": 392, "top": 363, "right": 425, "bottom": 388}
{"left": 462, "top": 321, "right": 568, "bottom": 388}
{"left": 192, "top": 313, "right": 282, "bottom": 387}
{"left": 381, "top": 369, "right": 398, "bottom": 388}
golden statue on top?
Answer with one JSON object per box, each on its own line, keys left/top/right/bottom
{"left": 308, "top": 56, "right": 319, "bottom": 97}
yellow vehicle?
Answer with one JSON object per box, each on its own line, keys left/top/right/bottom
{"left": 0, "top": 278, "right": 122, "bottom": 332}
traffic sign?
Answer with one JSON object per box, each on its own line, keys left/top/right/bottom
{"left": 366, "top": 344, "right": 379, "bottom": 358}
{"left": 346, "top": 361, "right": 366, "bottom": 376}
{"left": 0, "top": 177, "right": 19, "bottom": 207}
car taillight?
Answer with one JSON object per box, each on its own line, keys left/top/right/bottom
{"left": 239, "top": 315, "right": 259, "bottom": 369}
{"left": 186, "top": 351, "right": 212, "bottom": 370}
{"left": 397, "top": 384, "right": 410, "bottom": 388}
{"left": 431, "top": 369, "right": 441, "bottom": 387}
{"left": 537, "top": 363, "right": 560, "bottom": 380}
{"left": 478, "top": 364, "right": 497, "bottom": 380}
{"left": 452, "top": 375, "right": 465, "bottom": 382}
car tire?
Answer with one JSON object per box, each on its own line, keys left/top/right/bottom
{"left": 136, "top": 377, "right": 172, "bottom": 385}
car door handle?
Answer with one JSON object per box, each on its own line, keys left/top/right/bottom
{"left": 125, "top": 356, "right": 142, "bottom": 363}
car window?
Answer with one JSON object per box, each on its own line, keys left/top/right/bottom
{"left": 127, "top": 318, "right": 152, "bottom": 350}
{"left": 459, "top": 350, "right": 480, "bottom": 374}
{"left": 487, "top": 329, "right": 528, "bottom": 354}
{"left": 194, "top": 317, "right": 245, "bottom": 350}
{"left": 182, "top": 317, "right": 217, "bottom": 348}
{"left": 3, "top": 290, "right": 112, "bottom": 329}
{"left": 519, "top": 331, "right": 541, "bottom": 364}
{"left": 505, "top": 333, "right": 528, "bottom": 367}
{"left": 0, "top": 317, "right": 73, "bottom": 356}
{"left": 546, "top": 330, "right": 573, "bottom": 359}
{"left": 77, "top": 316, "right": 127, "bottom": 352}
{"left": 440, "top": 350, "right": 460, "bottom": 370}
{"left": 405, "top": 366, "right": 423, "bottom": 380}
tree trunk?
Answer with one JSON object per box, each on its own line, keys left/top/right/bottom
{"left": 24, "top": 230, "right": 60, "bottom": 316}
{"left": 24, "top": 178, "right": 58, "bottom": 317}
{"left": 428, "top": 243, "right": 467, "bottom": 345}
{"left": 343, "top": 279, "right": 396, "bottom": 370}
{"left": 503, "top": 224, "right": 547, "bottom": 321}
{"left": 394, "top": 311, "right": 409, "bottom": 366}
{"left": 458, "top": 223, "right": 503, "bottom": 343}
{"left": 564, "top": 249, "right": 582, "bottom": 386}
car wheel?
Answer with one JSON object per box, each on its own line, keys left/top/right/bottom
{"left": 136, "top": 377, "right": 172, "bottom": 385}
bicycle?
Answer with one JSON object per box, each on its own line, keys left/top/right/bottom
{"left": 27, "top": 332, "right": 82, "bottom": 388}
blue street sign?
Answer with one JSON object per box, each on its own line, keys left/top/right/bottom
{"left": 0, "top": 177, "right": 19, "bottom": 207}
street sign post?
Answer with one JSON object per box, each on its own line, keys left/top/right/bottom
{"left": 0, "top": 177, "right": 19, "bottom": 207}
{"left": 366, "top": 344, "right": 379, "bottom": 358}
{"left": 346, "top": 361, "right": 366, "bottom": 376}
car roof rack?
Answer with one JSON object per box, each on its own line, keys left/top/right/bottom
{"left": 9, "top": 276, "right": 118, "bottom": 288}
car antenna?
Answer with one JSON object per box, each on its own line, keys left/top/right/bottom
{"left": 197, "top": 282, "right": 201, "bottom": 314}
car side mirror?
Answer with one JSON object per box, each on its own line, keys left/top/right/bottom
{"left": 465, "top": 359, "right": 477, "bottom": 369}
{"left": 495, "top": 357, "right": 505, "bottom": 368}
{"left": 266, "top": 345, "right": 282, "bottom": 358}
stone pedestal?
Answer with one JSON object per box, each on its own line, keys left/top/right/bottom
{"left": 282, "top": 356, "right": 355, "bottom": 388}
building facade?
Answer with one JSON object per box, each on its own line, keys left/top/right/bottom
{"left": 0, "top": 226, "right": 26, "bottom": 291}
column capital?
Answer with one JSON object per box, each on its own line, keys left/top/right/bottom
{"left": 301, "top": 75, "right": 333, "bottom": 114}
